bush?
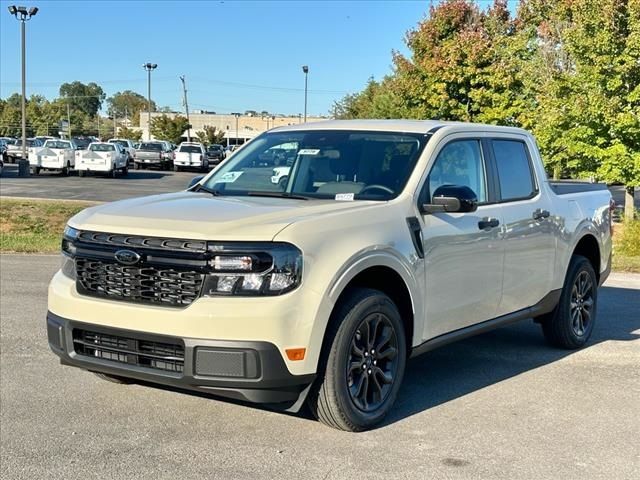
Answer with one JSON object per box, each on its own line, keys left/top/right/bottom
{"left": 616, "top": 218, "right": 640, "bottom": 258}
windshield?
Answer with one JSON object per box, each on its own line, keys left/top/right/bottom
{"left": 139, "top": 142, "right": 163, "bottom": 151}
{"left": 110, "top": 140, "right": 128, "bottom": 148}
{"left": 201, "top": 130, "right": 426, "bottom": 200}
{"left": 44, "top": 140, "right": 71, "bottom": 149}
{"left": 89, "top": 144, "right": 115, "bottom": 152}
{"left": 179, "top": 145, "right": 202, "bottom": 153}
{"left": 208, "top": 145, "right": 222, "bottom": 151}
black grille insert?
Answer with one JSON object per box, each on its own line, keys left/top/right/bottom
{"left": 76, "top": 258, "right": 204, "bottom": 307}
{"left": 77, "top": 231, "right": 207, "bottom": 253}
{"left": 73, "top": 329, "right": 184, "bottom": 373}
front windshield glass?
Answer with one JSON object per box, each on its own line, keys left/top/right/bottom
{"left": 44, "top": 140, "right": 71, "bottom": 149}
{"left": 89, "top": 144, "right": 115, "bottom": 152}
{"left": 201, "top": 130, "right": 426, "bottom": 200}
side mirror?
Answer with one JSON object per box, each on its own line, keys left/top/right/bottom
{"left": 422, "top": 184, "right": 478, "bottom": 214}
{"left": 187, "top": 175, "right": 205, "bottom": 189}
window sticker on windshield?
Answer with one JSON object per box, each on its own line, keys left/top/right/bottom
{"left": 298, "top": 148, "right": 320, "bottom": 156}
{"left": 217, "top": 171, "right": 244, "bottom": 183}
{"left": 335, "top": 193, "right": 355, "bottom": 201}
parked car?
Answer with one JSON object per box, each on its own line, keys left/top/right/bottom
{"left": 6, "top": 138, "right": 43, "bottom": 162}
{"left": 134, "top": 141, "right": 172, "bottom": 170}
{"left": 0, "top": 140, "right": 8, "bottom": 164}
{"left": 107, "top": 138, "right": 136, "bottom": 163}
{"left": 72, "top": 137, "right": 91, "bottom": 150}
{"left": 30, "top": 139, "right": 77, "bottom": 175}
{"left": 174, "top": 142, "right": 209, "bottom": 172}
{"left": 206, "top": 144, "right": 226, "bottom": 164}
{"left": 46, "top": 120, "right": 613, "bottom": 431}
{"left": 75, "top": 142, "right": 128, "bottom": 177}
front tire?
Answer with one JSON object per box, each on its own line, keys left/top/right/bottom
{"left": 134, "top": 162, "right": 141, "bottom": 170}
{"left": 308, "top": 288, "right": 406, "bottom": 431}
{"left": 540, "top": 255, "right": 598, "bottom": 349}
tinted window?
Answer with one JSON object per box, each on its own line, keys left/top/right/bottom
{"left": 202, "top": 130, "right": 425, "bottom": 200}
{"left": 426, "top": 140, "right": 487, "bottom": 203}
{"left": 179, "top": 145, "right": 203, "bottom": 153}
{"left": 89, "top": 144, "right": 115, "bottom": 152}
{"left": 492, "top": 140, "right": 536, "bottom": 201}
{"left": 140, "top": 143, "right": 163, "bottom": 151}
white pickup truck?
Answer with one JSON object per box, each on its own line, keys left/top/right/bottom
{"left": 75, "top": 142, "right": 128, "bottom": 177}
{"left": 107, "top": 138, "right": 136, "bottom": 163}
{"left": 47, "top": 120, "right": 613, "bottom": 431}
{"left": 173, "top": 142, "right": 209, "bottom": 172}
{"left": 29, "top": 139, "right": 77, "bottom": 175}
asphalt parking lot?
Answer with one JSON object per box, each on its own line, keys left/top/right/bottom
{"left": 0, "top": 163, "right": 199, "bottom": 202}
{"left": 1, "top": 254, "right": 638, "bottom": 480}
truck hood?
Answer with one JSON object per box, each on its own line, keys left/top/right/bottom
{"left": 69, "top": 191, "right": 380, "bottom": 241}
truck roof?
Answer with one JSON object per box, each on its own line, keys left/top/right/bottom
{"left": 271, "top": 119, "right": 529, "bottom": 135}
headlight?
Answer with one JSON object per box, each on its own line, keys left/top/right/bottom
{"left": 202, "top": 242, "right": 302, "bottom": 296}
{"left": 60, "top": 226, "right": 80, "bottom": 279}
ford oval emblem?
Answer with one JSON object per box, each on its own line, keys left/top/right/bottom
{"left": 114, "top": 249, "right": 141, "bottom": 265}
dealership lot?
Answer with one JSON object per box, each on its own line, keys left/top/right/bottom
{"left": 0, "top": 254, "right": 638, "bottom": 480}
{"left": 0, "top": 164, "right": 197, "bottom": 202}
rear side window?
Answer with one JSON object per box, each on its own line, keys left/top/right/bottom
{"left": 492, "top": 140, "right": 536, "bottom": 201}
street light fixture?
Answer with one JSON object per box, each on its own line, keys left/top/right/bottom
{"left": 143, "top": 62, "right": 157, "bottom": 140}
{"left": 302, "top": 65, "right": 309, "bottom": 123}
{"left": 7, "top": 4, "right": 38, "bottom": 174}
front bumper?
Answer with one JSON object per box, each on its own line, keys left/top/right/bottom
{"left": 47, "top": 311, "right": 315, "bottom": 405}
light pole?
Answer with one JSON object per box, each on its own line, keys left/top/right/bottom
{"left": 143, "top": 62, "right": 157, "bottom": 140}
{"left": 302, "top": 65, "right": 309, "bottom": 123}
{"left": 231, "top": 112, "right": 241, "bottom": 146}
{"left": 7, "top": 5, "right": 38, "bottom": 174}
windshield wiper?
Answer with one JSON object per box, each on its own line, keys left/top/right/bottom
{"left": 192, "top": 184, "right": 221, "bottom": 196}
{"left": 246, "top": 191, "right": 310, "bottom": 200}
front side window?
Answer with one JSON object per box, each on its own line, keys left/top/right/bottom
{"left": 492, "top": 140, "right": 536, "bottom": 201}
{"left": 201, "top": 130, "right": 426, "bottom": 200}
{"left": 425, "top": 139, "right": 487, "bottom": 203}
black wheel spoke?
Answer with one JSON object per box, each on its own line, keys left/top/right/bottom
{"left": 345, "top": 310, "right": 399, "bottom": 413}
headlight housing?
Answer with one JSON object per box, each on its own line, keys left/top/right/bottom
{"left": 60, "top": 225, "right": 80, "bottom": 280}
{"left": 202, "top": 242, "right": 302, "bottom": 296}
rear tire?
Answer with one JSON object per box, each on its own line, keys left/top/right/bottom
{"left": 307, "top": 288, "right": 406, "bottom": 431}
{"left": 174, "top": 165, "right": 181, "bottom": 172}
{"left": 61, "top": 162, "right": 70, "bottom": 176}
{"left": 540, "top": 255, "right": 598, "bottom": 349}
{"left": 92, "top": 372, "right": 132, "bottom": 384}
{"left": 122, "top": 166, "right": 128, "bottom": 176}
{"left": 78, "top": 170, "right": 86, "bottom": 177}
{"left": 134, "top": 162, "right": 141, "bottom": 170}
{"left": 110, "top": 165, "right": 117, "bottom": 178}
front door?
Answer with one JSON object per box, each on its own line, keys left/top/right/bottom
{"left": 419, "top": 137, "right": 505, "bottom": 340}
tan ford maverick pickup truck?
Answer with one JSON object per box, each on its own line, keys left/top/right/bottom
{"left": 47, "top": 120, "right": 613, "bottom": 431}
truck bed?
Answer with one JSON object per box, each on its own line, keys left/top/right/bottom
{"left": 549, "top": 181, "right": 609, "bottom": 195}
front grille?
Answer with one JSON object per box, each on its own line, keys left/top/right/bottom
{"left": 73, "top": 329, "right": 184, "bottom": 373}
{"left": 76, "top": 258, "right": 204, "bottom": 307}
{"left": 77, "top": 231, "right": 207, "bottom": 253}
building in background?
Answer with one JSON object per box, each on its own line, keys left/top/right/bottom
{"left": 138, "top": 112, "right": 329, "bottom": 144}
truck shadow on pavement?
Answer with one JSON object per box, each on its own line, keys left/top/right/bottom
{"left": 131, "top": 285, "right": 639, "bottom": 428}
{"left": 383, "top": 284, "right": 640, "bottom": 428}
{"left": 0, "top": 164, "right": 171, "bottom": 180}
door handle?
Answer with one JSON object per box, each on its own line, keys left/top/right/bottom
{"left": 533, "top": 209, "right": 550, "bottom": 220}
{"left": 478, "top": 217, "right": 500, "bottom": 230}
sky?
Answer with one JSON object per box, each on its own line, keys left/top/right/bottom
{"left": 0, "top": 0, "right": 518, "bottom": 117}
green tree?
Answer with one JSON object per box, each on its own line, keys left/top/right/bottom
{"left": 59, "top": 81, "right": 105, "bottom": 117}
{"left": 106, "top": 90, "right": 155, "bottom": 126}
{"left": 117, "top": 125, "right": 142, "bottom": 141}
{"left": 195, "top": 125, "right": 225, "bottom": 146}
{"left": 150, "top": 114, "right": 189, "bottom": 144}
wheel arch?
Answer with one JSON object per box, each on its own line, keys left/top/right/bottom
{"left": 571, "top": 233, "right": 601, "bottom": 282}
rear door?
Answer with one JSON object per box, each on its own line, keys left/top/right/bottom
{"left": 487, "top": 136, "right": 555, "bottom": 316}
{"left": 418, "top": 136, "right": 505, "bottom": 339}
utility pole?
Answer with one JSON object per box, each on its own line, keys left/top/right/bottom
{"left": 302, "top": 65, "right": 309, "bottom": 123}
{"left": 113, "top": 109, "right": 117, "bottom": 137}
{"left": 143, "top": 63, "right": 157, "bottom": 140}
{"left": 180, "top": 75, "right": 191, "bottom": 142}
{"left": 231, "top": 113, "right": 241, "bottom": 146}
{"left": 67, "top": 102, "right": 71, "bottom": 139}
{"left": 7, "top": 5, "right": 38, "bottom": 175}
{"left": 97, "top": 114, "right": 100, "bottom": 140}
